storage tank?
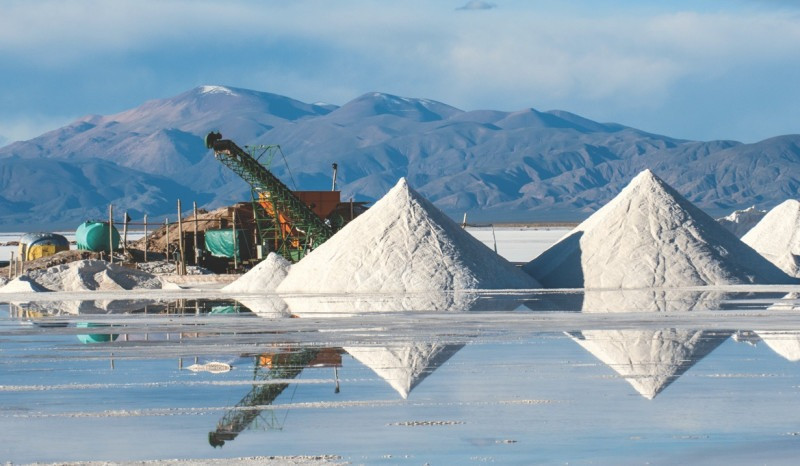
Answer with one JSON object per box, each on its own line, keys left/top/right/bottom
{"left": 75, "top": 222, "right": 120, "bottom": 252}
{"left": 18, "top": 232, "right": 70, "bottom": 261}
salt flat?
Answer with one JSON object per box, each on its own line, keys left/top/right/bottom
{"left": 2, "top": 228, "right": 800, "bottom": 464}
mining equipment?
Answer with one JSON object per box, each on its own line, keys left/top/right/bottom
{"left": 206, "top": 132, "right": 366, "bottom": 262}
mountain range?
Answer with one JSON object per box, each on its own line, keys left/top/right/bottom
{"left": 1, "top": 84, "right": 798, "bottom": 230}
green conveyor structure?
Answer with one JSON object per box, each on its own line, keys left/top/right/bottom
{"left": 206, "top": 131, "right": 333, "bottom": 262}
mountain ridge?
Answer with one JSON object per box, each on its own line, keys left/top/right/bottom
{"left": 0, "top": 84, "right": 798, "bottom": 230}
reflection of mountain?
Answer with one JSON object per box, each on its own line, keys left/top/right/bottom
{"left": 569, "top": 329, "right": 731, "bottom": 399}
{"left": 344, "top": 344, "right": 463, "bottom": 398}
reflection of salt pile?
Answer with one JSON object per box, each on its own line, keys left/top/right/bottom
{"left": 25, "top": 260, "right": 162, "bottom": 291}
{"left": 524, "top": 170, "right": 793, "bottom": 288}
{"left": 12, "top": 300, "right": 155, "bottom": 316}
{"left": 581, "top": 289, "right": 727, "bottom": 313}
{"left": 569, "top": 329, "right": 731, "bottom": 399}
{"left": 755, "top": 292, "right": 800, "bottom": 362}
{"left": 278, "top": 178, "right": 538, "bottom": 312}
{"left": 741, "top": 200, "right": 800, "bottom": 278}
{"left": 717, "top": 206, "right": 767, "bottom": 238}
{"left": 224, "top": 253, "right": 291, "bottom": 292}
{"left": 344, "top": 344, "right": 463, "bottom": 398}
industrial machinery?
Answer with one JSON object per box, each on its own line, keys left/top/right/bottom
{"left": 206, "top": 132, "right": 365, "bottom": 262}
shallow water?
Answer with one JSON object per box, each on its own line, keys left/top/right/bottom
{"left": 3, "top": 290, "right": 800, "bottom": 464}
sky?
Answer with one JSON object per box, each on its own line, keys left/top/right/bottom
{"left": 1, "top": 0, "right": 799, "bottom": 145}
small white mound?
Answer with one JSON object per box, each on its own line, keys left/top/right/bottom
{"left": 278, "top": 178, "right": 539, "bottom": 296}
{"left": 186, "top": 362, "right": 232, "bottom": 373}
{"left": 24, "top": 260, "right": 162, "bottom": 291}
{"left": 223, "top": 253, "right": 291, "bottom": 292}
{"left": 741, "top": 199, "right": 800, "bottom": 277}
{"left": 717, "top": 206, "right": 767, "bottom": 238}
{"left": 0, "top": 275, "right": 48, "bottom": 293}
{"left": 524, "top": 169, "right": 794, "bottom": 288}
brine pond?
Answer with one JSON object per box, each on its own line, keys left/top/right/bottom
{"left": 3, "top": 289, "right": 800, "bottom": 464}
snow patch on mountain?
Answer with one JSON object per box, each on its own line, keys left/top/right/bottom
{"left": 717, "top": 206, "right": 767, "bottom": 238}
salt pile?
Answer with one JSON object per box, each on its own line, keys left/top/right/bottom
{"left": 523, "top": 169, "right": 794, "bottom": 288}
{"left": 277, "top": 178, "right": 538, "bottom": 312}
{"left": 18, "top": 260, "right": 162, "bottom": 291}
{"left": 344, "top": 344, "right": 463, "bottom": 398}
{"left": 224, "top": 253, "right": 291, "bottom": 292}
{"left": 717, "top": 206, "right": 767, "bottom": 238}
{"left": 741, "top": 199, "right": 800, "bottom": 277}
{"left": 0, "top": 275, "right": 48, "bottom": 293}
{"left": 569, "top": 329, "right": 731, "bottom": 399}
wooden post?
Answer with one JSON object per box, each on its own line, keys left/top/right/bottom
{"left": 350, "top": 197, "right": 354, "bottom": 220}
{"left": 165, "top": 218, "right": 170, "bottom": 264}
{"left": 122, "top": 210, "right": 129, "bottom": 257}
{"left": 143, "top": 214, "right": 148, "bottom": 262}
{"left": 193, "top": 202, "right": 199, "bottom": 266}
{"left": 177, "top": 199, "right": 185, "bottom": 276}
{"left": 232, "top": 208, "right": 238, "bottom": 270}
{"left": 8, "top": 251, "right": 13, "bottom": 279}
{"left": 108, "top": 204, "right": 114, "bottom": 264}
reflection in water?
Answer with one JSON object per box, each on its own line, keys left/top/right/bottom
{"left": 343, "top": 344, "right": 464, "bottom": 399}
{"left": 581, "top": 289, "right": 730, "bottom": 313}
{"left": 282, "top": 291, "right": 527, "bottom": 315}
{"left": 568, "top": 329, "right": 732, "bottom": 399}
{"left": 209, "top": 348, "right": 342, "bottom": 448}
{"left": 755, "top": 293, "right": 800, "bottom": 362}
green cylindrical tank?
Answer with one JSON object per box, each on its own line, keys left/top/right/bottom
{"left": 75, "top": 221, "right": 120, "bottom": 252}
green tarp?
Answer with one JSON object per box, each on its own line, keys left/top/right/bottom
{"left": 204, "top": 229, "right": 246, "bottom": 261}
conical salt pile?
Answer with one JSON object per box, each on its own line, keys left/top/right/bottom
{"left": 344, "top": 344, "right": 463, "bottom": 399}
{"left": 741, "top": 199, "right": 800, "bottom": 277}
{"left": 223, "top": 252, "right": 291, "bottom": 292}
{"left": 523, "top": 169, "right": 794, "bottom": 288}
{"left": 278, "top": 178, "right": 539, "bottom": 295}
{"left": 569, "top": 329, "right": 731, "bottom": 399}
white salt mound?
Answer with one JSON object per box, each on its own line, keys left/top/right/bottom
{"left": 0, "top": 275, "right": 48, "bottom": 293}
{"left": 223, "top": 253, "right": 291, "bottom": 292}
{"left": 24, "top": 260, "right": 162, "bottom": 291}
{"left": 569, "top": 329, "right": 731, "bottom": 399}
{"left": 523, "top": 169, "right": 794, "bottom": 288}
{"left": 717, "top": 205, "right": 767, "bottom": 238}
{"left": 278, "top": 178, "right": 539, "bottom": 295}
{"left": 741, "top": 199, "right": 800, "bottom": 277}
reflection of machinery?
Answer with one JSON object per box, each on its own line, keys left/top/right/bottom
{"left": 206, "top": 132, "right": 367, "bottom": 262}
{"left": 209, "top": 347, "right": 342, "bottom": 448}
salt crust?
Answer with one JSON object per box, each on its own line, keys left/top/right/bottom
{"left": 524, "top": 169, "right": 794, "bottom": 288}
{"left": 1, "top": 259, "right": 162, "bottom": 292}
{"left": 224, "top": 253, "right": 291, "bottom": 292}
{"left": 741, "top": 199, "right": 800, "bottom": 278}
{"left": 277, "top": 178, "right": 539, "bottom": 312}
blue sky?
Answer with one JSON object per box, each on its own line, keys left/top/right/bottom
{"left": 1, "top": 0, "right": 798, "bottom": 145}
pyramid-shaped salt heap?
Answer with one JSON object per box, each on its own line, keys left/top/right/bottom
{"left": 344, "top": 344, "right": 463, "bottom": 399}
{"left": 278, "top": 178, "right": 539, "bottom": 294}
{"left": 569, "top": 329, "right": 731, "bottom": 399}
{"left": 741, "top": 200, "right": 800, "bottom": 278}
{"left": 523, "top": 169, "right": 794, "bottom": 288}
